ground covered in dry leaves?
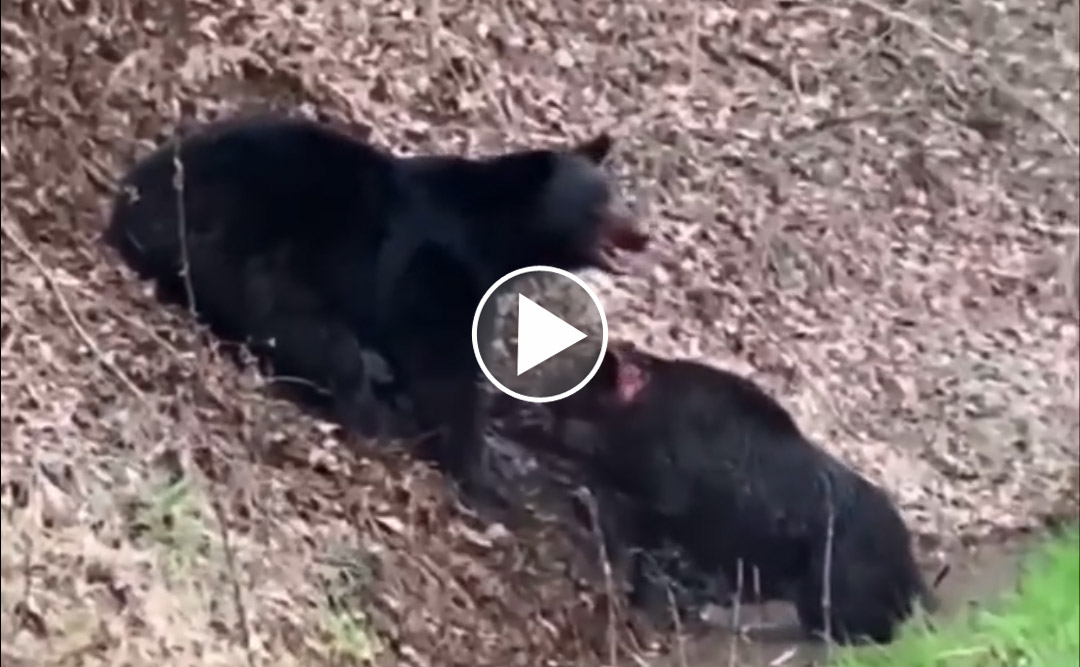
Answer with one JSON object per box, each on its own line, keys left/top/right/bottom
{"left": 2, "top": 0, "right": 1078, "bottom": 665}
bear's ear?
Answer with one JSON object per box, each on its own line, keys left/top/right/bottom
{"left": 572, "top": 133, "right": 614, "bottom": 165}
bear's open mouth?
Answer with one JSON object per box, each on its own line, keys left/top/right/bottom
{"left": 592, "top": 210, "right": 650, "bottom": 273}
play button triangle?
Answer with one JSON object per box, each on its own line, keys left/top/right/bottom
{"left": 516, "top": 294, "right": 588, "bottom": 376}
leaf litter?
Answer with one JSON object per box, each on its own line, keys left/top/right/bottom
{"left": 1, "top": 0, "right": 1078, "bottom": 665}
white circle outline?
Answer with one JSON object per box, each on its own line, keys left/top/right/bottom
{"left": 471, "top": 265, "right": 608, "bottom": 404}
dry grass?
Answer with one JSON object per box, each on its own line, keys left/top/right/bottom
{"left": 1, "top": 0, "right": 1078, "bottom": 665}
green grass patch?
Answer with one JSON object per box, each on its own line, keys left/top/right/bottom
{"left": 833, "top": 526, "right": 1080, "bottom": 667}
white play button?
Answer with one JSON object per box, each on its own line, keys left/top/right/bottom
{"left": 515, "top": 294, "right": 588, "bottom": 376}
{"left": 472, "top": 266, "right": 609, "bottom": 404}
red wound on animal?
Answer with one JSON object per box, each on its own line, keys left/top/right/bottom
{"left": 612, "top": 353, "right": 647, "bottom": 404}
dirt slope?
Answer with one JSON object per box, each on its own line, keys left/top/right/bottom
{"left": 2, "top": 0, "right": 1078, "bottom": 665}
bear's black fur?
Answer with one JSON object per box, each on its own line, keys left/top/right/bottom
{"left": 104, "top": 114, "right": 649, "bottom": 500}
{"left": 548, "top": 342, "right": 933, "bottom": 645}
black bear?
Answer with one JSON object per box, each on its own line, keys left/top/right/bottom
{"left": 548, "top": 342, "right": 934, "bottom": 645}
{"left": 104, "top": 114, "right": 649, "bottom": 501}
